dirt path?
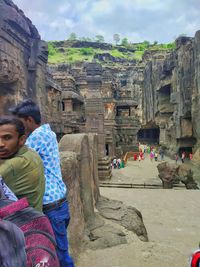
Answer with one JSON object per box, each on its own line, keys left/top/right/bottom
{"left": 76, "top": 156, "right": 200, "bottom": 267}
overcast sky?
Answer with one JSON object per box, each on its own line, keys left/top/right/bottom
{"left": 13, "top": 0, "right": 200, "bottom": 44}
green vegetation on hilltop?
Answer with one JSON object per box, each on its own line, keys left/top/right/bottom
{"left": 48, "top": 44, "right": 97, "bottom": 64}
{"left": 48, "top": 40, "right": 176, "bottom": 65}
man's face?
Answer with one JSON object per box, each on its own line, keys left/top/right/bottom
{"left": 0, "top": 124, "right": 25, "bottom": 159}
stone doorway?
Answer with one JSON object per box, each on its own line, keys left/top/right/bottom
{"left": 137, "top": 128, "right": 160, "bottom": 144}
{"left": 105, "top": 144, "right": 109, "bottom": 156}
{"left": 178, "top": 147, "right": 193, "bottom": 158}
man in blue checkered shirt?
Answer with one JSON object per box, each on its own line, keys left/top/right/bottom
{"left": 10, "top": 99, "right": 75, "bottom": 267}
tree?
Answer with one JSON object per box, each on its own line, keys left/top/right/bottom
{"left": 80, "top": 37, "right": 92, "bottom": 42}
{"left": 121, "top": 37, "right": 129, "bottom": 46}
{"left": 95, "top": 35, "right": 104, "bottom": 43}
{"left": 48, "top": 43, "right": 57, "bottom": 56}
{"left": 68, "top": 32, "right": 77, "bottom": 41}
{"left": 113, "top": 34, "right": 120, "bottom": 45}
{"left": 143, "top": 40, "right": 150, "bottom": 48}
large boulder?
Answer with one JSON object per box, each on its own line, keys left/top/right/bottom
{"left": 96, "top": 196, "right": 148, "bottom": 242}
{"left": 59, "top": 134, "right": 95, "bottom": 223}
{"left": 157, "top": 162, "right": 178, "bottom": 188}
{"left": 60, "top": 151, "right": 85, "bottom": 257}
{"left": 59, "top": 133, "right": 149, "bottom": 258}
{"left": 88, "top": 133, "right": 100, "bottom": 204}
{"left": 177, "top": 164, "right": 198, "bottom": 189}
{"left": 157, "top": 162, "right": 198, "bottom": 189}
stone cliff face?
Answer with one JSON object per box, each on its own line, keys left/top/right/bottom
{"left": 0, "top": 0, "right": 50, "bottom": 120}
{"left": 0, "top": 0, "right": 64, "bottom": 132}
{"left": 193, "top": 31, "right": 200, "bottom": 149}
{"left": 142, "top": 35, "right": 200, "bottom": 155}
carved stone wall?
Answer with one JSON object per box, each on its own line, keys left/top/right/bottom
{"left": 0, "top": 0, "right": 49, "bottom": 117}
{"left": 142, "top": 35, "right": 200, "bottom": 155}
{"left": 193, "top": 31, "right": 200, "bottom": 148}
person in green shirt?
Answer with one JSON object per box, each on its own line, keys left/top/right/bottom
{"left": 0, "top": 116, "right": 45, "bottom": 211}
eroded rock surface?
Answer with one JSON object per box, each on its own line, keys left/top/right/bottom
{"left": 157, "top": 162, "right": 198, "bottom": 189}
{"left": 86, "top": 224, "right": 127, "bottom": 250}
{"left": 96, "top": 196, "right": 148, "bottom": 242}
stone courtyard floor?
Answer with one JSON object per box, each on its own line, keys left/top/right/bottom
{"left": 76, "top": 156, "right": 200, "bottom": 267}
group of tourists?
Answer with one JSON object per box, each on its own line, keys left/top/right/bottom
{"left": 0, "top": 99, "right": 75, "bottom": 267}
{"left": 137, "top": 143, "right": 165, "bottom": 162}
{"left": 112, "top": 158, "right": 125, "bottom": 169}
{"left": 175, "top": 151, "right": 193, "bottom": 163}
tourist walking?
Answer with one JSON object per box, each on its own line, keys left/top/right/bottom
{"left": 181, "top": 151, "right": 186, "bottom": 163}
{"left": 154, "top": 151, "right": 158, "bottom": 161}
{"left": 150, "top": 150, "right": 154, "bottom": 162}
{"left": 159, "top": 148, "right": 164, "bottom": 161}
{"left": 117, "top": 158, "right": 121, "bottom": 169}
{"left": 113, "top": 158, "right": 117, "bottom": 169}
{"left": 121, "top": 159, "right": 125, "bottom": 168}
{"left": 175, "top": 153, "right": 179, "bottom": 164}
{"left": 10, "top": 100, "right": 75, "bottom": 267}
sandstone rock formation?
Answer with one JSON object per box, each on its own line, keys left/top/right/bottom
{"left": 59, "top": 134, "right": 148, "bottom": 257}
{"left": 141, "top": 34, "right": 200, "bottom": 158}
{"left": 157, "top": 162, "right": 198, "bottom": 189}
{"left": 96, "top": 196, "right": 148, "bottom": 242}
{"left": 0, "top": 0, "right": 48, "bottom": 117}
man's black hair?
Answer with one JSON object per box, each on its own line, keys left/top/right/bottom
{"left": 0, "top": 116, "right": 25, "bottom": 137}
{"left": 9, "top": 99, "right": 41, "bottom": 124}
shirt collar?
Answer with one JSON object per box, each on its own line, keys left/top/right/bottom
{"left": 15, "top": 146, "right": 28, "bottom": 156}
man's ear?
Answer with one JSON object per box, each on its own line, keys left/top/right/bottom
{"left": 26, "top": 116, "right": 33, "bottom": 123}
{"left": 19, "top": 135, "right": 26, "bottom": 147}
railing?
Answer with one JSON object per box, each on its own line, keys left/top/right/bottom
{"left": 123, "top": 151, "right": 139, "bottom": 164}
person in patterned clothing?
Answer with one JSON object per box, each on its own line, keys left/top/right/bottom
{"left": 0, "top": 175, "right": 18, "bottom": 201}
{"left": 10, "top": 100, "right": 75, "bottom": 267}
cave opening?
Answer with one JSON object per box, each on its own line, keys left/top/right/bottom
{"left": 116, "top": 106, "right": 130, "bottom": 116}
{"left": 177, "top": 137, "right": 196, "bottom": 157}
{"left": 178, "top": 147, "right": 193, "bottom": 158}
{"left": 159, "top": 84, "right": 171, "bottom": 95}
{"left": 105, "top": 143, "right": 109, "bottom": 156}
{"left": 137, "top": 128, "right": 160, "bottom": 144}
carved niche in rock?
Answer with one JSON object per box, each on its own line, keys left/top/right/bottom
{"left": 104, "top": 103, "right": 115, "bottom": 119}
{"left": 0, "top": 55, "right": 24, "bottom": 84}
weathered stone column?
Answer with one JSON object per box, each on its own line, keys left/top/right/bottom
{"left": 85, "top": 63, "right": 105, "bottom": 157}
{"left": 85, "top": 63, "right": 111, "bottom": 180}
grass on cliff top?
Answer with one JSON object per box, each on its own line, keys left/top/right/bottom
{"left": 48, "top": 47, "right": 95, "bottom": 64}
{"left": 48, "top": 45, "right": 140, "bottom": 64}
{"left": 48, "top": 41, "right": 175, "bottom": 64}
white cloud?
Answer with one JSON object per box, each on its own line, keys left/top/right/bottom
{"left": 58, "top": 3, "right": 71, "bottom": 14}
{"left": 64, "top": 19, "right": 76, "bottom": 29}
{"left": 13, "top": 0, "right": 200, "bottom": 43}
{"left": 185, "top": 22, "right": 200, "bottom": 35}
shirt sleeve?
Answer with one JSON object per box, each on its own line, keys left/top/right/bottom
{"left": 26, "top": 132, "right": 47, "bottom": 156}
{"left": 0, "top": 162, "right": 14, "bottom": 181}
{"left": 0, "top": 176, "right": 18, "bottom": 201}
